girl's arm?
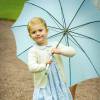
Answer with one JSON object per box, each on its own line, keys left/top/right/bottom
{"left": 52, "top": 43, "right": 76, "bottom": 57}
{"left": 28, "top": 49, "right": 47, "bottom": 73}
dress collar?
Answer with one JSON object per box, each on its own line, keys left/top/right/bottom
{"left": 35, "top": 42, "right": 52, "bottom": 50}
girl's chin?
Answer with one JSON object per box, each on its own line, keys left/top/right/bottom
{"left": 36, "top": 40, "right": 45, "bottom": 44}
{"left": 36, "top": 39, "right": 47, "bottom": 45}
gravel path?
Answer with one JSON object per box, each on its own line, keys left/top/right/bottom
{"left": 0, "top": 20, "right": 100, "bottom": 100}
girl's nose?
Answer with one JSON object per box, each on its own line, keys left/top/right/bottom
{"left": 36, "top": 31, "right": 40, "bottom": 35}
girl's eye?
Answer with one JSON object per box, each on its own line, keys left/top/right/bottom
{"left": 38, "top": 29, "right": 43, "bottom": 32}
{"left": 32, "top": 31, "right": 36, "bottom": 34}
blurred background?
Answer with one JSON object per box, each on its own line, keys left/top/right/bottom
{"left": 0, "top": 0, "right": 100, "bottom": 100}
{"left": 0, "top": 0, "right": 26, "bottom": 20}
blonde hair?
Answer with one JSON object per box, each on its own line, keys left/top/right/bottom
{"left": 27, "top": 17, "right": 48, "bottom": 36}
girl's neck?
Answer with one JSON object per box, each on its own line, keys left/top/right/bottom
{"left": 37, "top": 40, "right": 48, "bottom": 46}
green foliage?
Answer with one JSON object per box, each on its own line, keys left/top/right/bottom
{"left": 0, "top": 0, "right": 26, "bottom": 20}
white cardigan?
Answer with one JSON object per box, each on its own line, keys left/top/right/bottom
{"left": 28, "top": 42, "right": 76, "bottom": 88}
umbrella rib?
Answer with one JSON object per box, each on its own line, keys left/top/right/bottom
{"left": 48, "top": 30, "right": 64, "bottom": 39}
{"left": 71, "top": 34, "right": 86, "bottom": 38}
{"left": 49, "top": 16, "right": 63, "bottom": 30}
{"left": 48, "top": 26, "right": 63, "bottom": 31}
{"left": 65, "top": 34, "right": 69, "bottom": 46}
{"left": 56, "top": 32, "right": 66, "bottom": 48}
{"left": 70, "top": 31, "right": 100, "bottom": 43}
{"left": 26, "top": 1, "right": 64, "bottom": 29}
{"left": 17, "top": 45, "right": 33, "bottom": 56}
{"left": 65, "top": 32, "right": 82, "bottom": 46}
{"left": 69, "top": 58, "right": 71, "bottom": 86}
{"left": 65, "top": 35, "right": 72, "bottom": 86}
{"left": 68, "top": 36, "right": 79, "bottom": 47}
{"left": 11, "top": 25, "right": 27, "bottom": 28}
{"left": 67, "top": 0, "right": 86, "bottom": 29}
{"left": 11, "top": 25, "right": 63, "bottom": 30}
{"left": 70, "top": 21, "right": 100, "bottom": 30}
{"left": 58, "top": 0, "right": 66, "bottom": 28}
{"left": 69, "top": 34, "right": 99, "bottom": 76}
{"left": 53, "top": 58, "right": 66, "bottom": 95}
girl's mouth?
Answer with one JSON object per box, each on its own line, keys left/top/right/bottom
{"left": 35, "top": 36, "right": 45, "bottom": 41}
{"left": 36, "top": 35, "right": 45, "bottom": 39}
{"left": 36, "top": 36, "right": 42, "bottom": 39}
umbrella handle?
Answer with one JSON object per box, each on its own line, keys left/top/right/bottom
{"left": 46, "top": 64, "right": 50, "bottom": 71}
{"left": 46, "top": 55, "right": 53, "bottom": 71}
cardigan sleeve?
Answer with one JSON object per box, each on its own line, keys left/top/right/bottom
{"left": 58, "top": 43, "right": 76, "bottom": 57}
{"left": 28, "top": 48, "right": 46, "bottom": 73}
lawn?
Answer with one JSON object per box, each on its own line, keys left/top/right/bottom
{"left": 0, "top": 0, "right": 26, "bottom": 20}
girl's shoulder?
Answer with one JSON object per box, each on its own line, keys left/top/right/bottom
{"left": 28, "top": 45, "right": 38, "bottom": 53}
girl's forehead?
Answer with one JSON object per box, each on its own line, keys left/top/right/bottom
{"left": 31, "top": 24, "right": 45, "bottom": 30}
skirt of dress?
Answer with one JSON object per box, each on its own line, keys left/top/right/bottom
{"left": 33, "top": 61, "right": 73, "bottom": 100}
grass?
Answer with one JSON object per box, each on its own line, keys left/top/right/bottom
{"left": 0, "top": 0, "right": 26, "bottom": 20}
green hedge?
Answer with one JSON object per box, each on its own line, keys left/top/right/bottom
{"left": 0, "top": 0, "right": 26, "bottom": 20}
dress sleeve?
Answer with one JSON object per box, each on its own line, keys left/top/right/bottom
{"left": 58, "top": 43, "right": 76, "bottom": 57}
{"left": 28, "top": 48, "right": 46, "bottom": 73}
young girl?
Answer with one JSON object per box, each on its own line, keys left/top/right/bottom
{"left": 27, "top": 17, "right": 76, "bottom": 100}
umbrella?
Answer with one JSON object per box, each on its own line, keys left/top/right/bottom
{"left": 11, "top": 0, "right": 100, "bottom": 87}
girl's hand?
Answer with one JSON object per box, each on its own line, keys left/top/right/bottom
{"left": 51, "top": 48, "right": 61, "bottom": 54}
{"left": 46, "top": 59, "right": 52, "bottom": 65}
{"left": 51, "top": 47, "right": 76, "bottom": 57}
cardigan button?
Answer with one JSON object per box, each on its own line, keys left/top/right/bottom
{"left": 45, "top": 72, "right": 48, "bottom": 75}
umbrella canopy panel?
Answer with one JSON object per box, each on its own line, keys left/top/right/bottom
{"left": 11, "top": 0, "right": 100, "bottom": 86}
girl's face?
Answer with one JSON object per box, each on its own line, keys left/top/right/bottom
{"left": 30, "top": 24, "right": 48, "bottom": 45}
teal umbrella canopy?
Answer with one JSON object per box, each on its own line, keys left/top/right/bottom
{"left": 11, "top": 0, "right": 100, "bottom": 87}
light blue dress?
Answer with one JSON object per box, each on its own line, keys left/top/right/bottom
{"left": 33, "top": 57, "right": 73, "bottom": 100}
